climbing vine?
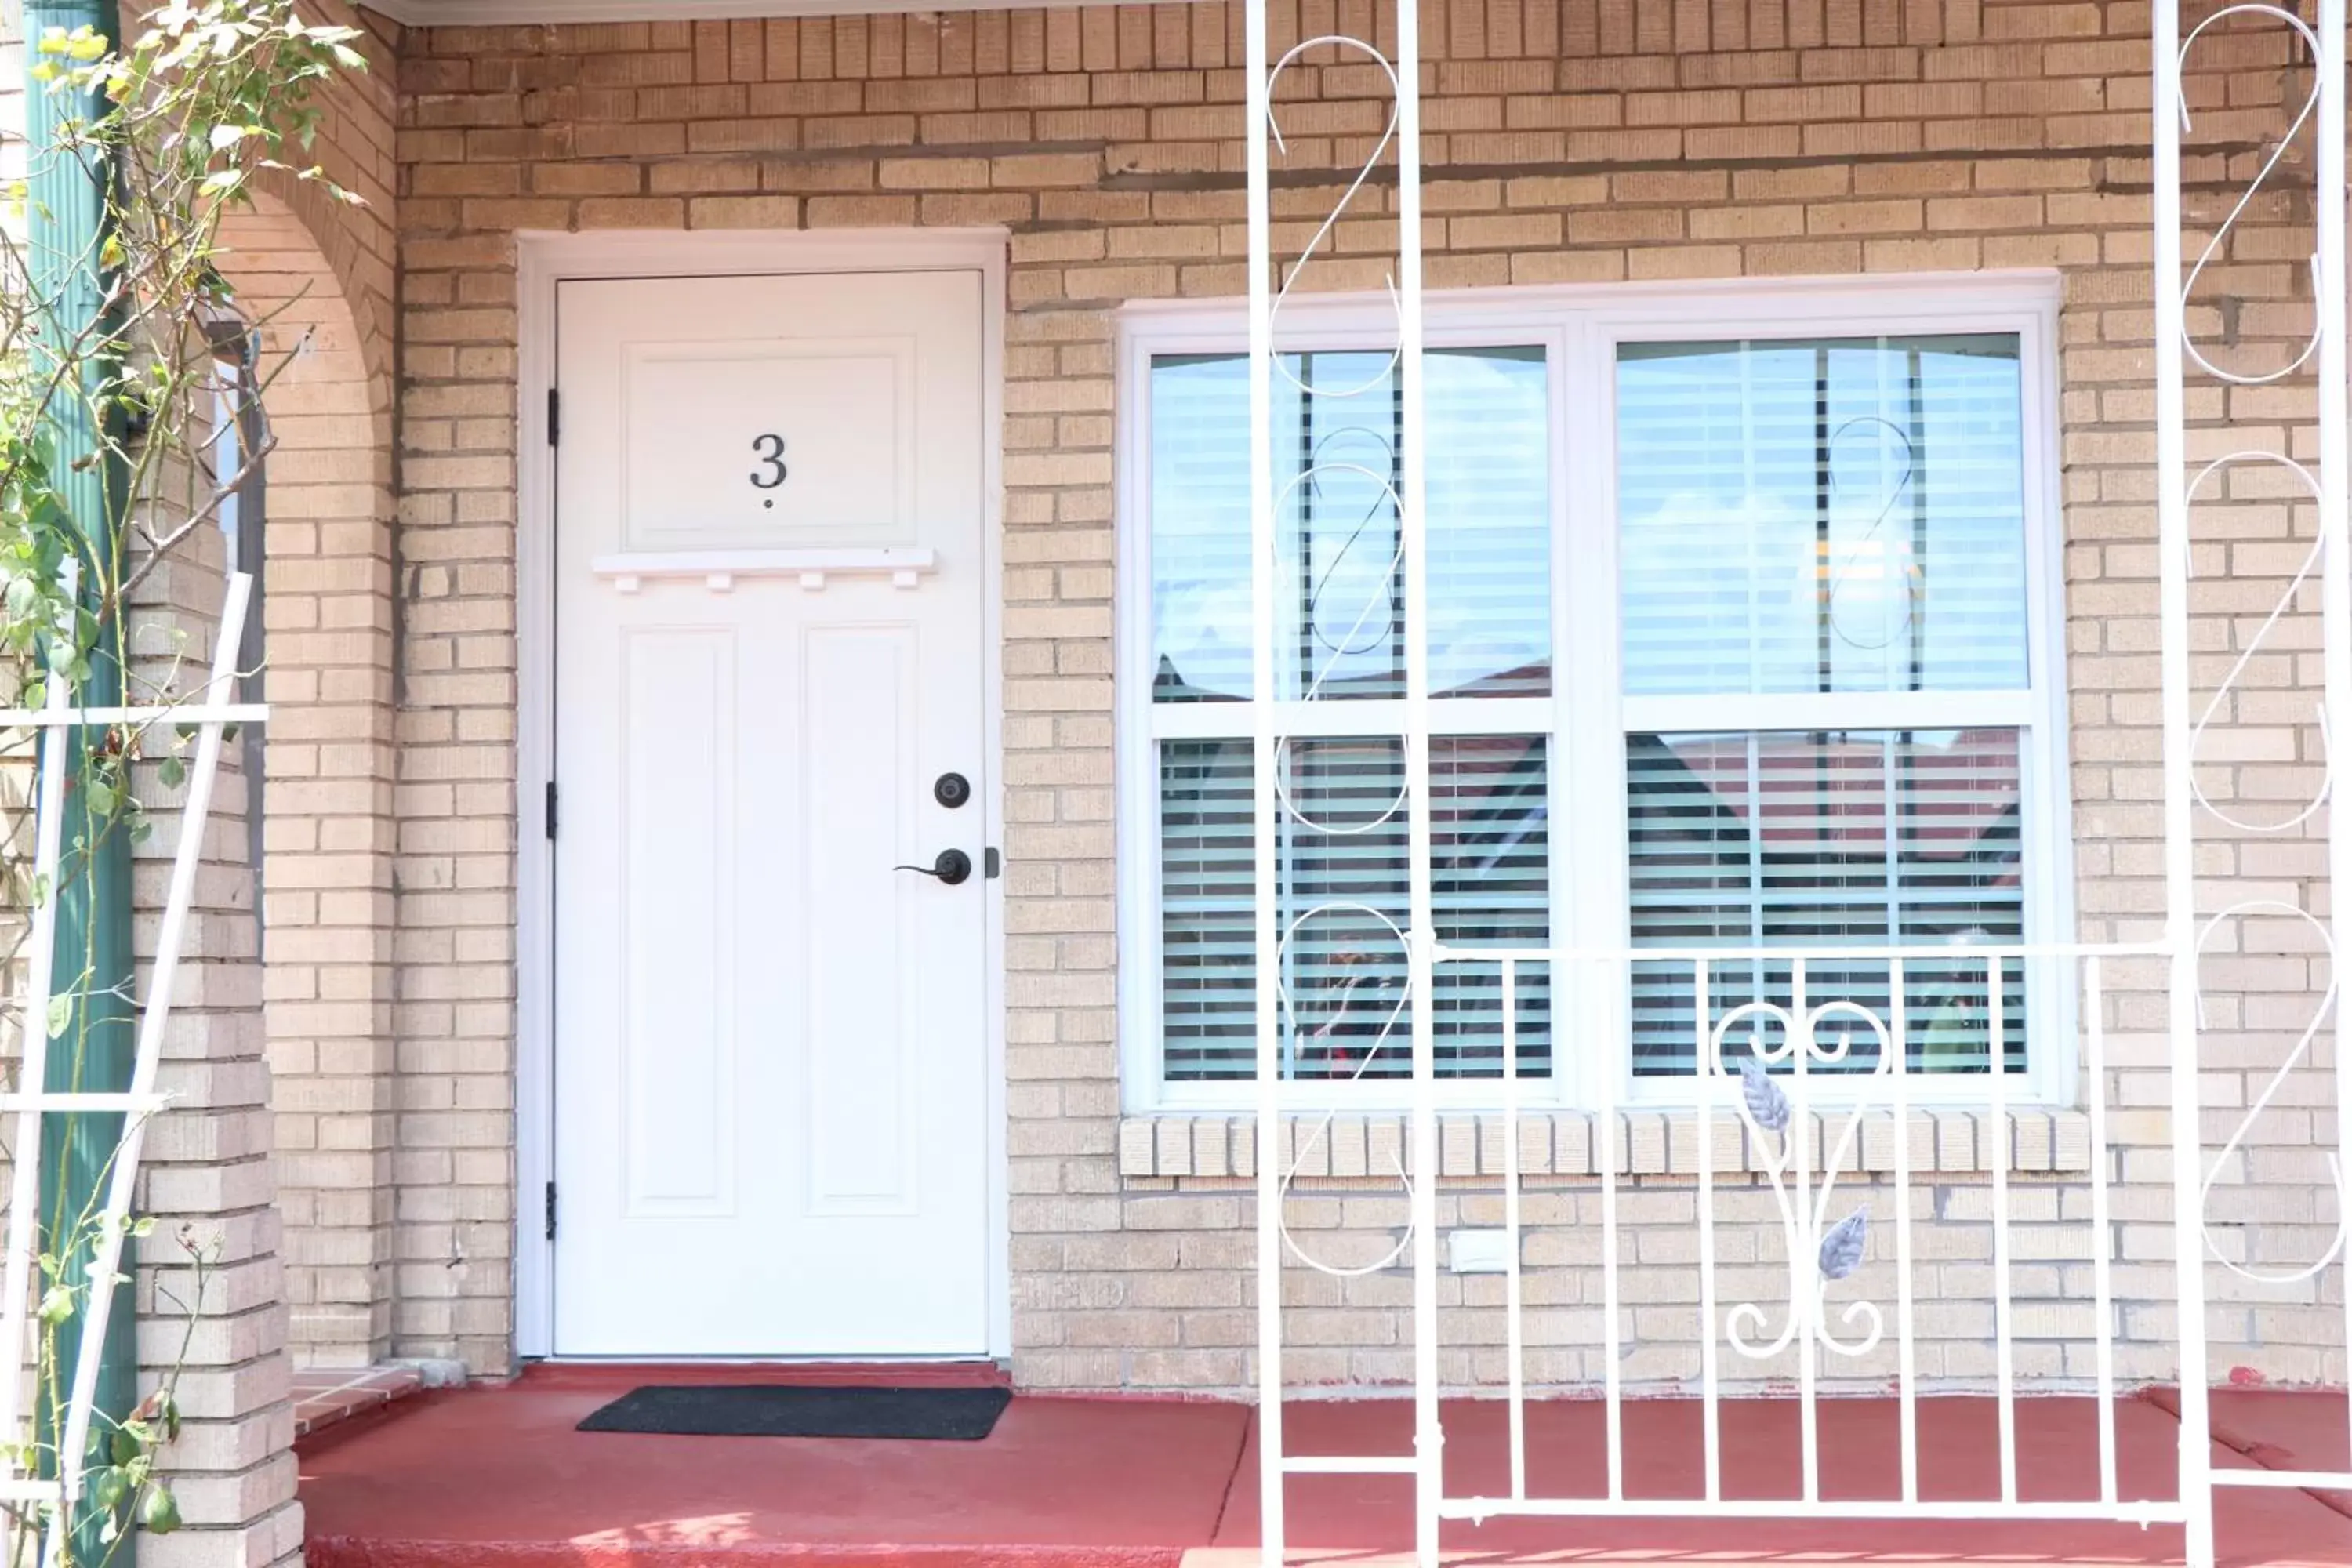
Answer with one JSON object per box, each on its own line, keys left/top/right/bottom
{"left": 0, "top": 2, "right": 367, "bottom": 1559}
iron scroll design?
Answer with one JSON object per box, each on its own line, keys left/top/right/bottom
{"left": 2172, "top": 3, "right": 2352, "bottom": 1290}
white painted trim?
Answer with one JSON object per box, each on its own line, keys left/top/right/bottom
{"left": 514, "top": 227, "right": 1011, "bottom": 1363}
{"left": 1116, "top": 269, "right": 2065, "bottom": 332}
{"left": 1113, "top": 270, "right": 2075, "bottom": 1116}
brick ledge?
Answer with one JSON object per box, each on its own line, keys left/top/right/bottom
{"left": 1118, "top": 1108, "right": 2095, "bottom": 1181}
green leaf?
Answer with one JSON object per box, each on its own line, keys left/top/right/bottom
{"left": 45, "top": 994, "right": 70, "bottom": 1040}
{"left": 139, "top": 1482, "right": 180, "bottom": 1534}
{"left": 206, "top": 123, "right": 251, "bottom": 151}
{"left": 158, "top": 754, "right": 185, "bottom": 789}
{"left": 198, "top": 168, "right": 244, "bottom": 196}
{"left": 37, "top": 1284, "right": 74, "bottom": 1327}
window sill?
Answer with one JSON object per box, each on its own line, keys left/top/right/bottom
{"left": 1116, "top": 1108, "right": 2094, "bottom": 1181}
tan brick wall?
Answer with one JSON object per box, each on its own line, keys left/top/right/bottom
{"left": 224, "top": 193, "right": 401, "bottom": 1370}
{"left": 213, "top": 2, "right": 407, "bottom": 1376}
{"left": 384, "top": 0, "right": 2347, "bottom": 1390}
{"left": 129, "top": 532, "right": 307, "bottom": 1568}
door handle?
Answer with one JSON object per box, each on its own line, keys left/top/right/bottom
{"left": 895, "top": 848, "right": 973, "bottom": 887}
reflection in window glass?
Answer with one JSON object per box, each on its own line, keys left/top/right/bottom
{"left": 1150, "top": 347, "right": 1552, "bottom": 702}
{"left": 1617, "top": 336, "right": 2028, "bottom": 696}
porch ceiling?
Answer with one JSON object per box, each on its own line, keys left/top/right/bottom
{"left": 366, "top": 0, "right": 1124, "bottom": 24}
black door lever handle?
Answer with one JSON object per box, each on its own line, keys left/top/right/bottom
{"left": 895, "top": 848, "right": 973, "bottom": 886}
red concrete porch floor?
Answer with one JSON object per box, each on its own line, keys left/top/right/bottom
{"left": 298, "top": 1364, "right": 2352, "bottom": 1568}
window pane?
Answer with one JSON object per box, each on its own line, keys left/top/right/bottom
{"left": 1626, "top": 728, "right": 2026, "bottom": 1076}
{"left": 1617, "top": 335, "right": 2029, "bottom": 695}
{"left": 1158, "top": 735, "right": 1552, "bottom": 1080}
{"left": 1149, "top": 347, "right": 1552, "bottom": 703}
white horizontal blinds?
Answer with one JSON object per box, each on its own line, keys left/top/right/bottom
{"left": 1158, "top": 735, "right": 1551, "bottom": 1081}
{"left": 1617, "top": 335, "right": 2029, "bottom": 697}
{"left": 1149, "top": 347, "right": 1551, "bottom": 705}
{"left": 1149, "top": 339, "right": 1554, "bottom": 1083}
{"left": 1626, "top": 730, "right": 2027, "bottom": 1076}
{"left": 1160, "top": 738, "right": 1254, "bottom": 1073}
{"left": 1617, "top": 333, "right": 2037, "bottom": 1079}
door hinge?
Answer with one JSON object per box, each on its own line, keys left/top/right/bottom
{"left": 545, "top": 781, "right": 558, "bottom": 840}
{"left": 544, "top": 1181, "right": 557, "bottom": 1241}
{"left": 546, "top": 387, "right": 560, "bottom": 447}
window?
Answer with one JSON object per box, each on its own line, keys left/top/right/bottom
{"left": 1117, "top": 278, "right": 2067, "bottom": 1111}
{"left": 206, "top": 320, "right": 268, "bottom": 887}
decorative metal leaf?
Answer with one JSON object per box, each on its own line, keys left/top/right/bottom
{"left": 1739, "top": 1051, "right": 1791, "bottom": 1133}
{"left": 1818, "top": 1205, "right": 1869, "bottom": 1281}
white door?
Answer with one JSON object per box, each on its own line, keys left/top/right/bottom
{"left": 551, "top": 270, "right": 992, "bottom": 1356}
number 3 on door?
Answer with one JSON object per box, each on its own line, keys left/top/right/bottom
{"left": 750, "top": 433, "right": 787, "bottom": 489}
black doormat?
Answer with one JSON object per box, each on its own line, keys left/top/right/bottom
{"left": 576, "top": 1384, "right": 1013, "bottom": 1440}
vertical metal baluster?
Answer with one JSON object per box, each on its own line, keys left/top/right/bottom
{"left": 1393, "top": 0, "right": 1437, "bottom": 1554}
{"left": 1793, "top": 959, "right": 1817, "bottom": 1505}
{"left": 1697, "top": 958, "right": 1721, "bottom": 1503}
{"left": 2087, "top": 957, "right": 2118, "bottom": 1506}
{"left": 1504, "top": 958, "right": 1526, "bottom": 1502}
{"left": 1601, "top": 967, "right": 1624, "bottom": 1502}
{"left": 2313, "top": 0, "right": 2352, "bottom": 1504}
{"left": 1245, "top": 0, "right": 1282, "bottom": 1557}
{"left": 2152, "top": 3, "right": 2216, "bottom": 1559}
{"left": 1988, "top": 956, "right": 2016, "bottom": 1507}
{"left": 1892, "top": 955, "right": 1918, "bottom": 1504}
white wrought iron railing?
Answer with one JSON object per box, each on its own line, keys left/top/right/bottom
{"left": 1431, "top": 939, "right": 2168, "bottom": 1526}
{"left": 1243, "top": 1, "right": 2352, "bottom": 1565}
{"left": 2163, "top": 0, "right": 2352, "bottom": 1540}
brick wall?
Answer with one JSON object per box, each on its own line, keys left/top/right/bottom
{"left": 376, "top": 0, "right": 2345, "bottom": 1391}
{"left": 129, "top": 532, "right": 306, "bottom": 1566}
{"left": 220, "top": 2, "right": 406, "bottom": 1375}
{"left": 230, "top": 191, "right": 401, "bottom": 1370}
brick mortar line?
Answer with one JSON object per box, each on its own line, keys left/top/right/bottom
{"left": 1097, "top": 139, "right": 2278, "bottom": 191}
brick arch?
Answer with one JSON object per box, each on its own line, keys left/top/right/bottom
{"left": 215, "top": 192, "right": 399, "bottom": 1370}
{"left": 255, "top": 172, "right": 396, "bottom": 399}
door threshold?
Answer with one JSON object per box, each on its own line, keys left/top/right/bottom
{"left": 518, "top": 1359, "right": 1011, "bottom": 1391}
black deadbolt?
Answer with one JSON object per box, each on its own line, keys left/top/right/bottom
{"left": 895, "top": 848, "right": 973, "bottom": 886}
{"left": 934, "top": 771, "right": 972, "bottom": 809}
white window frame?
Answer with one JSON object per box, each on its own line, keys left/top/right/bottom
{"left": 1114, "top": 270, "right": 2074, "bottom": 1116}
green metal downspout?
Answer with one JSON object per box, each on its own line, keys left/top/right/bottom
{"left": 24, "top": 0, "right": 138, "bottom": 1547}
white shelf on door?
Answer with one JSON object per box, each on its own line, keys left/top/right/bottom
{"left": 590, "top": 547, "right": 938, "bottom": 593}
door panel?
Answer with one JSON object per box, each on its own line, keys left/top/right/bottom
{"left": 803, "top": 623, "right": 922, "bottom": 1216}
{"left": 620, "top": 627, "right": 737, "bottom": 1219}
{"left": 553, "top": 270, "right": 991, "bottom": 1356}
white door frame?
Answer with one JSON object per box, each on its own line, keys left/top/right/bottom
{"left": 513, "top": 227, "right": 1011, "bottom": 1361}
